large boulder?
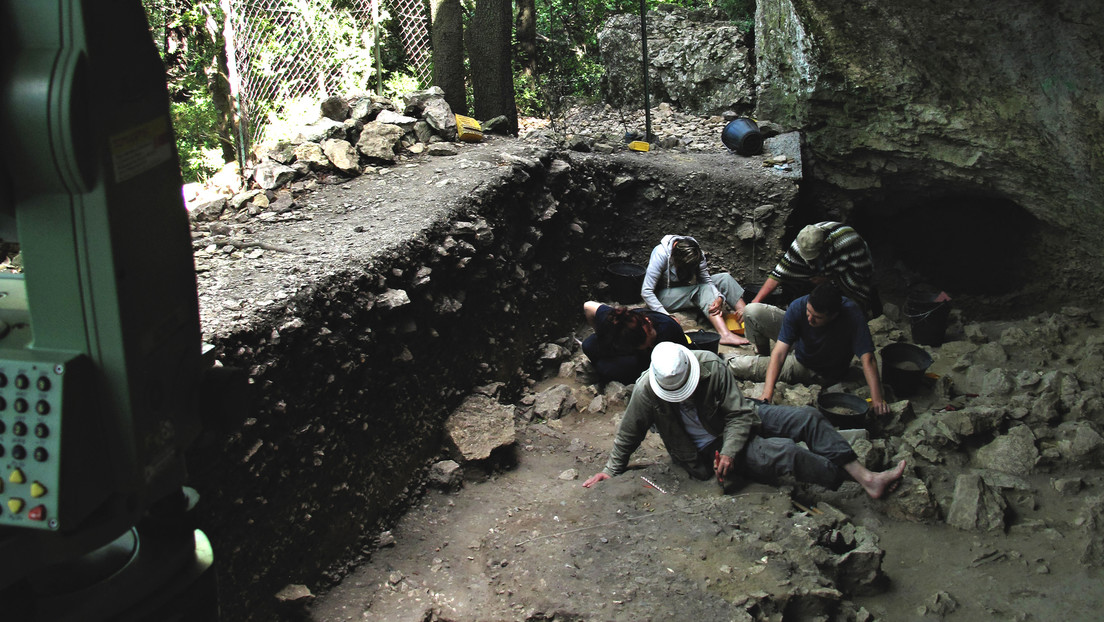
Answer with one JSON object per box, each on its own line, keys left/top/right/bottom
{"left": 293, "top": 142, "right": 330, "bottom": 171}
{"left": 356, "top": 121, "right": 405, "bottom": 162}
{"left": 444, "top": 395, "right": 516, "bottom": 462}
{"left": 946, "top": 473, "right": 1007, "bottom": 532}
{"left": 320, "top": 138, "right": 360, "bottom": 176}
{"left": 291, "top": 117, "right": 346, "bottom": 144}
{"left": 974, "top": 425, "right": 1039, "bottom": 476}
{"left": 598, "top": 6, "right": 754, "bottom": 114}
{"left": 253, "top": 161, "right": 297, "bottom": 190}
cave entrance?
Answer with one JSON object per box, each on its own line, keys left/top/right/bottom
{"left": 854, "top": 193, "right": 1039, "bottom": 316}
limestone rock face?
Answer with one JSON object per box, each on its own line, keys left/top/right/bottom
{"left": 599, "top": 6, "right": 754, "bottom": 115}
{"left": 754, "top": 0, "right": 1104, "bottom": 303}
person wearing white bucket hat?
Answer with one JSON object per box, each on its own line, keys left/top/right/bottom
{"left": 583, "top": 342, "right": 905, "bottom": 499}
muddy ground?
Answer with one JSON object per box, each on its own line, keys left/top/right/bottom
{"left": 188, "top": 109, "right": 1104, "bottom": 621}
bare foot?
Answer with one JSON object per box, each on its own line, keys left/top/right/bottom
{"left": 861, "top": 459, "right": 906, "bottom": 499}
{"left": 719, "top": 334, "right": 750, "bottom": 347}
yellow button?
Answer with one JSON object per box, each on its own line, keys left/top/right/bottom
{"left": 7, "top": 498, "right": 24, "bottom": 514}
{"left": 9, "top": 469, "right": 25, "bottom": 484}
{"left": 31, "top": 482, "right": 47, "bottom": 498}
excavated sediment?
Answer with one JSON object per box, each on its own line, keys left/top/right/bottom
{"left": 188, "top": 139, "right": 802, "bottom": 622}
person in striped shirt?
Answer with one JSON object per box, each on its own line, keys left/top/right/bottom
{"left": 748, "top": 221, "right": 878, "bottom": 318}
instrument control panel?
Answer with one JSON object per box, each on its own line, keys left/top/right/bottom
{"left": 0, "top": 354, "right": 85, "bottom": 530}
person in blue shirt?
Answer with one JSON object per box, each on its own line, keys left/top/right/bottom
{"left": 726, "top": 282, "right": 890, "bottom": 415}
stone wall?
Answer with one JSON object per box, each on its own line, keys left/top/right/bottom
{"left": 755, "top": 0, "right": 1104, "bottom": 306}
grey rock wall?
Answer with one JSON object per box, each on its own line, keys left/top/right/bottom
{"left": 599, "top": 6, "right": 755, "bottom": 115}
{"left": 755, "top": 0, "right": 1104, "bottom": 304}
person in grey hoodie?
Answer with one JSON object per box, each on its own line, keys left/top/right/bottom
{"left": 641, "top": 234, "right": 749, "bottom": 346}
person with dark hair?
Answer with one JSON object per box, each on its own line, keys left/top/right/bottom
{"left": 581, "top": 301, "right": 686, "bottom": 384}
{"left": 726, "top": 282, "right": 890, "bottom": 415}
{"left": 641, "top": 234, "right": 749, "bottom": 347}
{"left": 748, "top": 221, "right": 880, "bottom": 318}
{"left": 582, "top": 342, "right": 905, "bottom": 497}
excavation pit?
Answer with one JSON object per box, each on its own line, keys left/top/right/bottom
{"left": 189, "top": 138, "right": 1104, "bottom": 622}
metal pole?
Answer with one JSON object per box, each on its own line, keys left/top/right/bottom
{"left": 639, "top": 0, "right": 651, "bottom": 141}
{"left": 374, "top": 0, "right": 383, "bottom": 95}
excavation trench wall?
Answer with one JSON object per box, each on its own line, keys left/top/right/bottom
{"left": 187, "top": 145, "right": 800, "bottom": 622}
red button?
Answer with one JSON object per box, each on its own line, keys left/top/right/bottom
{"left": 28, "top": 505, "right": 46, "bottom": 521}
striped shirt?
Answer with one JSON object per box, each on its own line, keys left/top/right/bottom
{"left": 769, "top": 222, "right": 873, "bottom": 307}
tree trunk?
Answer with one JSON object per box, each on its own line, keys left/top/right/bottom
{"left": 163, "top": 0, "right": 193, "bottom": 101}
{"left": 515, "top": 0, "right": 536, "bottom": 77}
{"left": 467, "top": 0, "right": 517, "bottom": 134}
{"left": 202, "top": 5, "right": 238, "bottom": 164}
{"left": 430, "top": 0, "right": 467, "bottom": 115}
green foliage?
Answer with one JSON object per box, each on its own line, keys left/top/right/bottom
{"left": 714, "top": 0, "right": 755, "bottom": 27}
{"left": 519, "top": 0, "right": 755, "bottom": 117}
{"left": 144, "top": 1, "right": 229, "bottom": 182}
{"left": 249, "top": 0, "right": 382, "bottom": 99}
{"left": 513, "top": 72, "right": 543, "bottom": 117}
{"left": 171, "top": 93, "right": 226, "bottom": 182}
{"left": 261, "top": 94, "right": 326, "bottom": 146}
{"left": 383, "top": 73, "right": 422, "bottom": 99}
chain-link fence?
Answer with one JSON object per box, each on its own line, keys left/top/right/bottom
{"left": 224, "top": 0, "right": 430, "bottom": 151}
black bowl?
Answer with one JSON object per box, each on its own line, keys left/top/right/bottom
{"left": 817, "top": 392, "right": 870, "bottom": 429}
{"left": 685, "top": 330, "right": 720, "bottom": 354}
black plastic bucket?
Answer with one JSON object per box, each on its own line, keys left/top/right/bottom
{"left": 606, "top": 262, "right": 646, "bottom": 303}
{"left": 905, "top": 289, "right": 951, "bottom": 346}
{"left": 742, "top": 282, "right": 790, "bottom": 308}
{"left": 816, "top": 392, "right": 870, "bottom": 429}
{"left": 685, "top": 330, "right": 720, "bottom": 354}
{"left": 880, "top": 343, "right": 933, "bottom": 396}
{"left": 721, "top": 118, "right": 763, "bottom": 156}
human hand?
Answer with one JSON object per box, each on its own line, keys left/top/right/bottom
{"left": 582, "top": 472, "right": 610, "bottom": 488}
{"left": 714, "top": 451, "right": 734, "bottom": 481}
{"left": 708, "top": 296, "right": 724, "bottom": 316}
{"left": 733, "top": 299, "right": 747, "bottom": 323}
{"left": 871, "top": 398, "right": 890, "bottom": 416}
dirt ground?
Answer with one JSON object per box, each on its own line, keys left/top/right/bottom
{"left": 304, "top": 307, "right": 1104, "bottom": 622}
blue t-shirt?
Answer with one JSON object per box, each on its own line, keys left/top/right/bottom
{"left": 776, "top": 295, "right": 874, "bottom": 380}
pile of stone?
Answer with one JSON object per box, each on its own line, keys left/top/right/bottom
{"left": 184, "top": 87, "right": 511, "bottom": 223}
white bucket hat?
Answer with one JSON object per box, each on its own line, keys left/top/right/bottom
{"left": 648, "top": 342, "right": 701, "bottom": 402}
{"left": 795, "top": 224, "right": 827, "bottom": 262}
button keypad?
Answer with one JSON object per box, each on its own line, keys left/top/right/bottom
{"left": 0, "top": 359, "right": 66, "bottom": 530}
